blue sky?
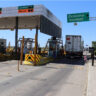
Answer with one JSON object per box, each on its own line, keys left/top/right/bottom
{"left": 0, "top": 1, "right": 96, "bottom": 47}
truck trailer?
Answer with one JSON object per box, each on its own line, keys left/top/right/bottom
{"left": 65, "top": 35, "right": 84, "bottom": 58}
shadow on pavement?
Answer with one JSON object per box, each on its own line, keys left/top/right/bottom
{"left": 51, "top": 57, "right": 86, "bottom": 66}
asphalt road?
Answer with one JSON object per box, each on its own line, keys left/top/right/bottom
{"left": 0, "top": 58, "right": 88, "bottom": 96}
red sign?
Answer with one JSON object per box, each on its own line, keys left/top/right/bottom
{"left": 18, "top": 9, "right": 34, "bottom": 13}
{"left": 67, "top": 38, "right": 70, "bottom": 40}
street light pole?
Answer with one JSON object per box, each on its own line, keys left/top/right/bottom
{"left": 92, "top": 49, "right": 94, "bottom": 66}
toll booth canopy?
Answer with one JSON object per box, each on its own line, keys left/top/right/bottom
{"left": 0, "top": 5, "right": 62, "bottom": 38}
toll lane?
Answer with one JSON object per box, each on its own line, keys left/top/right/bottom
{"left": 0, "top": 59, "right": 88, "bottom": 96}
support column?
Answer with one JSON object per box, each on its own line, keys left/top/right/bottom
{"left": 34, "top": 26, "right": 38, "bottom": 65}
{"left": 15, "top": 17, "right": 18, "bottom": 54}
{"left": 36, "top": 26, "right": 38, "bottom": 54}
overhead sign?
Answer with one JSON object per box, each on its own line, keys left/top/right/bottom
{"left": 67, "top": 12, "right": 89, "bottom": 22}
{"left": 18, "top": 5, "right": 34, "bottom": 13}
{"left": 0, "top": 8, "right": 2, "bottom": 14}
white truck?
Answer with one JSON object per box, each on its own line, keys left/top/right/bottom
{"left": 65, "top": 35, "right": 84, "bottom": 58}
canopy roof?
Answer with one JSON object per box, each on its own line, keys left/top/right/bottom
{"left": 0, "top": 5, "right": 62, "bottom": 38}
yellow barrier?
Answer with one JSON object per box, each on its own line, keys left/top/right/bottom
{"left": 24, "top": 54, "right": 53, "bottom": 66}
{"left": 25, "top": 54, "right": 42, "bottom": 63}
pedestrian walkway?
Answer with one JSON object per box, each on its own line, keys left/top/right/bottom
{"left": 87, "top": 60, "right": 96, "bottom": 96}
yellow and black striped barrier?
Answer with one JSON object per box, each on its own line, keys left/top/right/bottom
{"left": 24, "top": 54, "right": 53, "bottom": 66}
{"left": 25, "top": 54, "right": 42, "bottom": 62}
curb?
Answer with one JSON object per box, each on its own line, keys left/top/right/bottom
{"left": 86, "top": 61, "right": 91, "bottom": 96}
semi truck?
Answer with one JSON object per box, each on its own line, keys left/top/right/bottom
{"left": 65, "top": 35, "right": 84, "bottom": 58}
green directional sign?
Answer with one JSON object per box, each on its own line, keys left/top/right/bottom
{"left": 18, "top": 5, "right": 34, "bottom": 10}
{"left": 18, "top": 5, "right": 34, "bottom": 13}
{"left": 67, "top": 12, "right": 89, "bottom": 23}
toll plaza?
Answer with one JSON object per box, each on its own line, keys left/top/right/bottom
{"left": 0, "top": 5, "right": 62, "bottom": 65}
{"left": 0, "top": 2, "right": 94, "bottom": 96}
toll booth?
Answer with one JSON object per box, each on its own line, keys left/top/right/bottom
{"left": 48, "top": 37, "right": 63, "bottom": 57}
{"left": 18, "top": 38, "right": 35, "bottom": 54}
{"left": 0, "top": 39, "right": 6, "bottom": 53}
{"left": 0, "top": 5, "right": 62, "bottom": 64}
{"left": 0, "top": 5, "right": 62, "bottom": 55}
